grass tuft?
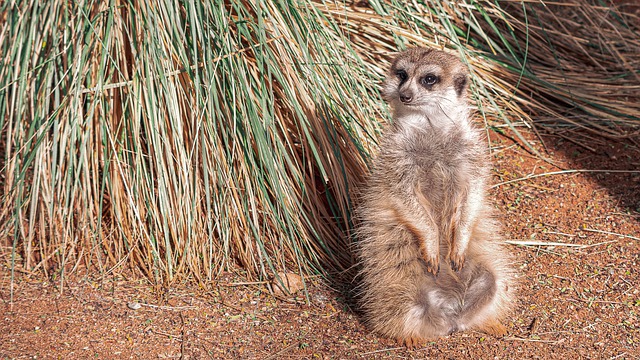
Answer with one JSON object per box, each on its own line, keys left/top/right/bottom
{"left": 1, "top": 0, "right": 638, "bottom": 287}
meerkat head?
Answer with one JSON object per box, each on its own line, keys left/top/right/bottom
{"left": 382, "top": 48, "right": 469, "bottom": 121}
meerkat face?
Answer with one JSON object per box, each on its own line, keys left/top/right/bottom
{"left": 382, "top": 48, "right": 469, "bottom": 120}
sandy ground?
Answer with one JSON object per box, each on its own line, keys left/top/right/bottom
{"left": 2, "top": 127, "right": 639, "bottom": 359}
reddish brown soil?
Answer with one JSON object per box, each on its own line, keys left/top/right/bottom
{"left": 2, "top": 127, "right": 640, "bottom": 359}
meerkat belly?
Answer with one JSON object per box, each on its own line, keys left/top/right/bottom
{"left": 418, "top": 156, "right": 470, "bottom": 216}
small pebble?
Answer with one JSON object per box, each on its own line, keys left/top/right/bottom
{"left": 127, "top": 302, "right": 142, "bottom": 310}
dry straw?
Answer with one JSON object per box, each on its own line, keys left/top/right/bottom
{"left": 1, "top": 1, "right": 638, "bottom": 288}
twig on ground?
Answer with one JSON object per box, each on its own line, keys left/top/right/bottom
{"left": 180, "top": 312, "right": 186, "bottom": 360}
{"left": 492, "top": 169, "right": 640, "bottom": 188}
{"left": 358, "top": 347, "right": 404, "bottom": 356}
{"left": 218, "top": 300, "right": 270, "bottom": 322}
{"left": 504, "top": 336, "right": 561, "bottom": 344}
{"left": 545, "top": 231, "right": 576, "bottom": 238}
{"left": 264, "top": 342, "right": 299, "bottom": 360}
{"left": 528, "top": 317, "right": 539, "bottom": 335}
{"left": 579, "top": 228, "right": 640, "bottom": 241}
{"left": 506, "top": 240, "right": 587, "bottom": 248}
{"left": 610, "top": 353, "right": 628, "bottom": 360}
{"left": 577, "top": 240, "right": 618, "bottom": 248}
{"left": 152, "top": 329, "right": 183, "bottom": 340}
{"left": 218, "top": 281, "right": 270, "bottom": 287}
{"left": 567, "top": 298, "right": 629, "bottom": 305}
{"left": 127, "top": 302, "right": 196, "bottom": 311}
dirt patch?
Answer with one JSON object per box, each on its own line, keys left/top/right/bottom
{"left": 2, "top": 128, "right": 639, "bottom": 359}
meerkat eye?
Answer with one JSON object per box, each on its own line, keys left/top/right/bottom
{"left": 421, "top": 75, "right": 438, "bottom": 86}
{"left": 396, "top": 70, "right": 408, "bottom": 82}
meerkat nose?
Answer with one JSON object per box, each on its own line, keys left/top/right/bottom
{"left": 400, "top": 93, "right": 413, "bottom": 103}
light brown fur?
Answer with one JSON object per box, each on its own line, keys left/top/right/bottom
{"left": 355, "top": 48, "right": 515, "bottom": 347}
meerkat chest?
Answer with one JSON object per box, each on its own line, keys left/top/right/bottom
{"left": 408, "top": 128, "right": 479, "bottom": 169}
{"left": 396, "top": 128, "right": 484, "bottom": 202}
{"left": 415, "top": 143, "right": 475, "bottom": 194}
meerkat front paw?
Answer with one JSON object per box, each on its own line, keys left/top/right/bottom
{"left": 418, "top": 243, "right": 440, "bottom": 275}
{"left": 448, "top": 249, "right": 465, "bottom": 272}
{"left": 447, "top": 234, "right": 466, "bottom": 272}
{"left": 423, "top": 253, "right": 440, "bottom": 275}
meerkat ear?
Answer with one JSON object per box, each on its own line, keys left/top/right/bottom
{"left": 453, "top": 73, "right": 468, "bottom": 96}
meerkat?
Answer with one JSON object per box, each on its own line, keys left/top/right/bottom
{"left": 355, "top": 48, "right": 515, "bottom": 347}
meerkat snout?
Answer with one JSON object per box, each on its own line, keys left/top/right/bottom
{"left": 399, "top": 91, "right": 413, "bottom": 104}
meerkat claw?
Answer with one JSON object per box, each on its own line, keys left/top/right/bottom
{"left": 450, "top": 254, "right": 465, "bottom": 272}
{"left": 423, "top": 255, "right": 439, "bottom": 275}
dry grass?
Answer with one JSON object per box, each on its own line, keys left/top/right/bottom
{"left": 1, "top": 0, "right": 638, "bottom": 288}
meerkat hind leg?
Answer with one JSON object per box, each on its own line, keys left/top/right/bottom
{"left": 476, "top": 319, "right": 508, "bottom": 337}
{"left": 456, "top": 261, "right": 509, "bottom": 337}
{"left": 396, "top": 336, "right": 426, "bottom": 349}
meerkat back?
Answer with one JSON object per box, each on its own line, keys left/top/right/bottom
{"left": 355, "top": 47, "right": 515, "bottom": 347}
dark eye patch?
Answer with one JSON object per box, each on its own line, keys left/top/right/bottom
{"left": 454, "top": 73, "right": 467, "bottom": 96}
{"left": 396, "top": 69, "right": 408, "bottom": 82}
